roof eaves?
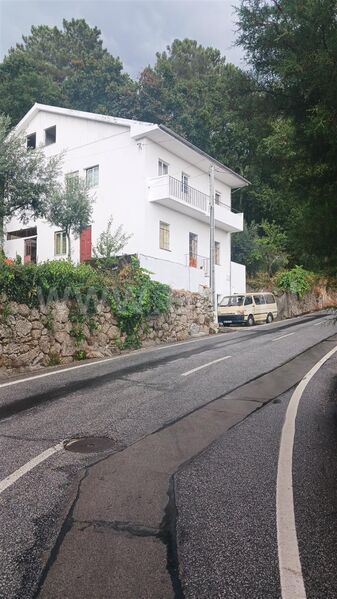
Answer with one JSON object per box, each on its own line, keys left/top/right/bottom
{"left": 158, "top": 124, "right": 250, "bottom": 187}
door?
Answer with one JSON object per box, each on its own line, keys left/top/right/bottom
{"left": 189, "top": 233, "right": 198, "bottom": 268}
{"left": 253, "top": 294, "right": 266, "bottom": 322}
{"left": 24, "top": 238, "right": 37, "bottom": 263}
{"left": 80, "top": 226, "right": 92, "bottom": 263}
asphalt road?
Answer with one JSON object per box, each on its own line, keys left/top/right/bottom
{"left": 0, "top": 311, "right": 336, "bottom": 598}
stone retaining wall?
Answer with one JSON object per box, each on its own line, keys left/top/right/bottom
{"left": 0, "top": 289, "right": 213, "bottom": 372}
{"left": 276, "top": 285, "right": 337, "bottom": 319}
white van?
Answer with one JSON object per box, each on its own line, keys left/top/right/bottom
{"left": 218, "top": 293, "right": 278, "bottom": 326}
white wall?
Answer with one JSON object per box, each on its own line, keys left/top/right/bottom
{"left": 230, "top": 261, "right": 246, "bottom": 294}
{"left": 6, "top": 111, "right": 148, "bottom": 263}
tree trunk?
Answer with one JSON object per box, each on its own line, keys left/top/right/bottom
{"left": 67, "top": 232, "right": 71, "bottom": 261}
{"left": 0, "top": 214, "right": 4, "bottom": 255}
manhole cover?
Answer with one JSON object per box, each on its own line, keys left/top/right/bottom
{"left": 64, "top": 437, "right": 117, "bottom": 454}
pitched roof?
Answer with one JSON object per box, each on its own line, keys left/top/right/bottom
{"left": 16, "top": 103, "right": 249, "bottom": 188}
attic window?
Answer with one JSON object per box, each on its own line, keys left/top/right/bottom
{"left": 26, "top": 133, "right": 36, "bottom": 149}
{"left": 45, "top": 125, "right": 56, "bottom": 146}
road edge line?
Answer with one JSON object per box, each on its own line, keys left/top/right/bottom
{"left": 0, "top": 442, "right": 64, "bottom": 495}
{"left": 276, "top": 343, "right": 337, "bottom": 599}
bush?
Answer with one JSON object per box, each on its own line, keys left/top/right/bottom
{"left": 0, "top": 259, "right": 106, "bottom": 306}
{"left": 274, "top": 266, "right": 315, "bottom": 297}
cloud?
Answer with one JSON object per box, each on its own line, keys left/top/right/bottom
{"left": 0, "top": 0, "right": 245, "bottom": 76}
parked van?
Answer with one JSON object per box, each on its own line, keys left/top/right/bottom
{"left": 217, "top": 293, "right": 278, "bottom": 326}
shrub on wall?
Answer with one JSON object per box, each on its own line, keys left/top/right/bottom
{"left": 274, "top": 266, "right": 315, "bottom": 297}
{"left": 108, "top": 256, "right": 170, "bottom": 348}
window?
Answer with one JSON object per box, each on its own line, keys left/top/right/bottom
{"left": 244, "top": 296, "right": 253, "bottom": 306}
{"left": 189, "top": 232, "right": 198, "bottom": 267}
{"left": 7, "top": 227, "right": 37, "bottom": 240}
{"left": 158, "top": 160, "right": 169, "bottom": 176}
{"left": 215, "top": 241, "right": 220, "bottom": 265}
{"left": 159, "top": 222, "right": 170, "bottom": 250}
{"left": 181, "top": 173, "right": 189, "bottom": 194}
{"left": 65, "top": 171, "right": 79, "bottom": 190}
{"left": 215, "top": 191, "right": 221, "bottom": 205}
{"left": 86, "top": 165, "right": 99, "bottom": 188}
{"left": 26, "top": 133, "right": 36, "bottom": 149}
{"left": 65, "top": 171, "right": 79, "bottom": 182}
{"left": 45, "top": 125, "right": 56, "bottom": 146}
{"left": 254, "top": 295, "right": 266, "bottom": 305}
{"left": 54, "top": 231, "right": 67, "bottom": 256}
{"left": 266, "top": 294, "right": 275, "bottom": 304}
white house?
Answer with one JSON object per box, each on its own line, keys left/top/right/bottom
{"left": 4, "top": 103, "right": 249, "bottom": 297}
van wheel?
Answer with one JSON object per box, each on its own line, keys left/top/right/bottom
{"left": 266, "top": 313, "right": 273, "bottom": 324}
{"left": 247, "top": 314, "right": 255, "bottom": 327}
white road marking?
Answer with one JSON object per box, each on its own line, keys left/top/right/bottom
{"left": 181, "top": 355, "right": 231, "bottom": 377}
{"left": 0, "top": 334, "right": 229, "bottom": 390}
{"left": 0, "top": 442, "right": 63, "bottom": 496}
{"left": 0, "top": 311, "right": 328, "bottom": 390}
{"left": 272, "top": 332, "right": 294, "bottom": 342}
{"left": 313, "top": 320, "right": 327, "bottom": 326}
{"left": 276, "top": 343, "right": 337, "bottom": 599}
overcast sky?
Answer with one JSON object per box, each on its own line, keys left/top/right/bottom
{"left": 0, "top": 0, "right": 245, "bottom": 77}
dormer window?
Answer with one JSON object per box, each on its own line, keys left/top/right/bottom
{"left": 26, "top": 133, "right": 36, "bottom": 149}
{"left": 45, "top": 125, "right": 56, "bottom": 146}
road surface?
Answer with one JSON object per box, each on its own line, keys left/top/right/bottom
{"left": 0, "top": 311, "right": 336, "bottom": 598}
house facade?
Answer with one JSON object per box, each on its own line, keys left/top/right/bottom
{"left": 4, "top": 104, "right": 249, "bottom": 298}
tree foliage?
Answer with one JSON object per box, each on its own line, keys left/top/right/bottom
{"left": 46, "top": 176, "right": 94, "bottom": 259}
{"left": 0, "top": 113, "right": 60, "bottom": 246}
{"left": 93, "top": 216, "right": 132, "bottom": 259}
{"left": 0, "top": 19, "right": 136, "bottom": 125}
{"left": 236, "top": 0, "right": 337, "bottom": 269}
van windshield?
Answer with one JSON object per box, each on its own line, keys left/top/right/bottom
{"left": 219, "top": 295, "right": 245, "bottom": 307}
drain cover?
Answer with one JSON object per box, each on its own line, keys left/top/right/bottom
{"left": 64, "top": 437, "right": 117, "bottom": 454}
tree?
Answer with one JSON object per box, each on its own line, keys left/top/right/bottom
{"left": 46, "top": 176, "right": 94, "bottom": 259}
{"left": 93, "top": 216, "right": 131, "bottom": 259}
{"left": 255, "top": 221, "right": 288, "bottom": 276}
{"left": 232, "top": 221, "right": 260, "bottom": 275}
{"left": 0, "top": 19, "right": 136, "bottom": 125}
{"left": 0, "top": 113, "right": 60, "bottom": 248}
{"left": 236, "top": 0, "right": 337, "bottom": 269}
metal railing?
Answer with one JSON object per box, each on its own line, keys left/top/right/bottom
{"left": 169, "top": 176, "right": 208, "bottom": 212}
{"left": 167, "top": 176, "right": 241, "bottom": 215}
{"left": 185, "top": 253, "right": 209, "bottom": 275}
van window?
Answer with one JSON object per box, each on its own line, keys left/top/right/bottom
{"left": 244, "top": 296, "right": 253, "bottom": 305}
{"left": 254, "top": 295, "right": 266, "bottom": 305}
{"left": 219, "top": 295, "right": 245, "bottom": 307}
{"left": 266, "top": 294, "right": 275, "bottom": 304}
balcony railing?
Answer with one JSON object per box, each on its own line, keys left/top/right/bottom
{"left": 184, "top": 254, "right": 209, "bottom": 275}
{"left": 169, "top": 176, "right": 208, "bottom": 212}
{"left": 148, "top": 174, "right": 243, "bottom": 233}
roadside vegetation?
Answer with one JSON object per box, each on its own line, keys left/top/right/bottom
{"left": 0, "top": 256, "right": 170, "bottom": 348}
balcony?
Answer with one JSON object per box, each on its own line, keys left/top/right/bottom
{"left": 148, "top": 175, "right": 243, "bottom": 232}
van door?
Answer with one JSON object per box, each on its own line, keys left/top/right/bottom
{"left": 253, "top": 294, "right": 266, "bottom": 323}
{"left": 243, "top": 295, "right": 254, "bottom": 322}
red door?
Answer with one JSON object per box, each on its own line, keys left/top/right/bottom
{"left": 80, "top": 226, "right": 92, "bottom": 262}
